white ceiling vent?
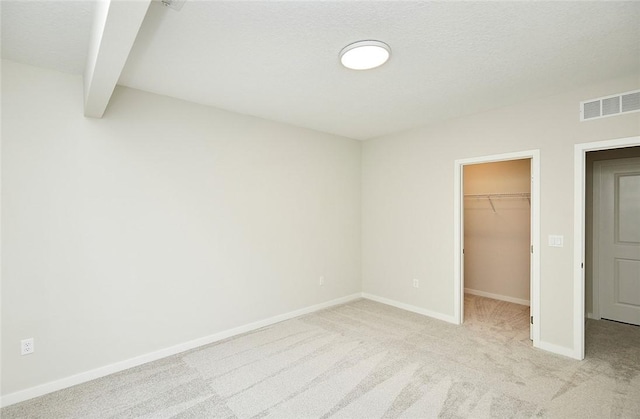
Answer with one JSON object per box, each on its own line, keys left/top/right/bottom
{"left": 580, "top": 90, "right": 640, "bottom": 121}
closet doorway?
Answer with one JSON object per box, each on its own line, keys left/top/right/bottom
{"left": 453, "top": 150, "right": 540, "bottom": 346}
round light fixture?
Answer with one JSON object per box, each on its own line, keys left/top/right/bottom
{"left": 340, "top": 40, "right": 391, "bottom": 70}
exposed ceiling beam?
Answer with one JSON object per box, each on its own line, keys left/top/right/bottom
{"left": 83, "top": 0, "right": 152, "bottom": 118}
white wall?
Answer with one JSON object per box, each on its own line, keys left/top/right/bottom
{"left": 362, "top": 74, "right": 640, "bottom": 352}
{"left": 1, "top": 60, "right": 362, "bottom": 396}
{"left": 464, "top": 159, "right": 531, "bottom": 303}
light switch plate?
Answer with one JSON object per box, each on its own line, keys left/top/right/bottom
{"left": 548, "top": 235, "right": 564, "bottom": 247}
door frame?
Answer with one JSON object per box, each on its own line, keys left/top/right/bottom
{"left": 573, "top": 136, "right": 640, "bottom": 360}
{"left": 453, "top": 149, "right": 541, "bottom": 346}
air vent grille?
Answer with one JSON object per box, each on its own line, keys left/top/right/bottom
{"left": 583, "top": 100, "right": 600, "bottom": 119}
{"left": 602, "top": 96, "right": 620, "bottom": 116}
{"left": 621, "top": 91, "right": 640, "bottom": 113}
{"left": 580, "top": 89, "right": 640, "bottom": 121}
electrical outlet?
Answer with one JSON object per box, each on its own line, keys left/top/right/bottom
{"left": 412, "top": 279, "right": 419, "bottom": 288}
{"left": 319, "top": 276, "right": 325, "bottom": 286}
{"left": 21, "top": 338, "right": 34, "bottom": 355}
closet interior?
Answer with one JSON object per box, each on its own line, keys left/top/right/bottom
{"left": 463, "top": 159, "right": 531, "bottom": 308}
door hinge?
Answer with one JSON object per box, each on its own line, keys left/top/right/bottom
{"left": 581, "top": 263, "right": 584, "bottom": 269}
{"left": 530, "top": 316, "right": 533, "bottom": 325}
{"left": 530, "top": 245, "right": 533, "bottom": 254}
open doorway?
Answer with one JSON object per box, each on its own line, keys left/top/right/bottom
{"left": 583, "top": 146, "right": 640, "bottom": 360}
{"left": 586, "top": 146, "right": 640, "bottom": 323}
{"left": 463, "top": 159, "right": 531, "bottom": 340}
{"left": 574, "top": 136, "right": 640, "bottom": 360}
{"left": 453, "top": 150, "right": 540, "bottom": 346}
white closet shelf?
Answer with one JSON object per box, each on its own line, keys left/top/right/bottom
{"left": 464, "top": 192, "right": 530, "bottom": 198}
{"left": 464, "top": 192, "right": 530, "bottom": 212}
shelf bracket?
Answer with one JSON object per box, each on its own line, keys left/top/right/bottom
{"left": 488, "top": 196, "right": 496, "bottom": 213}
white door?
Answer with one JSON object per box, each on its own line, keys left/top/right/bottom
{"left": 595, "top": 157, "right": 640, "bottom": 325}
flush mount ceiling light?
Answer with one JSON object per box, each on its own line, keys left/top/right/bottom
{"left": 340, "top": 40, "right": 391, "bottom": 70}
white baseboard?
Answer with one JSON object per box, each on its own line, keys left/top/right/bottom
{"left": 465, "top": 288, "right": 530, "bottom": 307}
{"left": 0, "top": 293, "right": 362, "bottom": 408}
{"left": 361, "top": 293, "right": 457, "bottom": 324}
{"left": 586, "top": 312, "right": 601, "bottom": 320}
{"left": 535, "top": 340, "right": 580, "bottom": 360}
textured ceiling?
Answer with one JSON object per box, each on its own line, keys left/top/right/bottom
{"left": 1, "top": 1, "right": 94, "bottom": 75}
{"left": 3, "top": 1, "right": 640, "bottom": 140}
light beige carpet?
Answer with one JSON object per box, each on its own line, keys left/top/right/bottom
{"left": 3, "top": 295, "right": 640, "bottom": 418}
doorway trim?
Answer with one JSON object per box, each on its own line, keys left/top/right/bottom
{"left": 573, "top": 135, "right": 640, "bottom": 360}
{"left": 453, "top": 149, "right": 541, "bottom": 346}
